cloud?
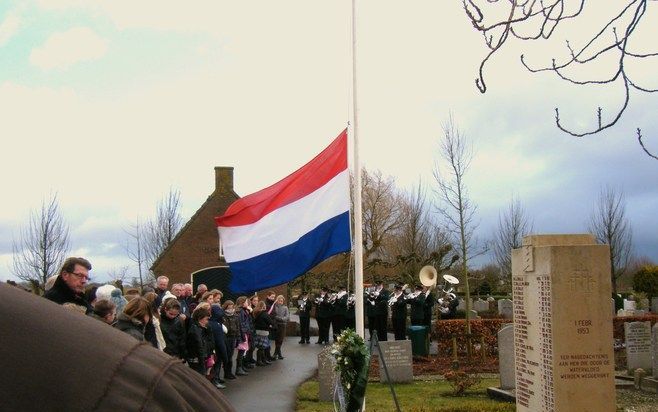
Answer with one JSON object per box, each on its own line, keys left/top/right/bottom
{"left": 30, "top": 27, "right": 108, "bottom": 70}
{"left": 0, "top": 13, "right": 21, "bottom": 47}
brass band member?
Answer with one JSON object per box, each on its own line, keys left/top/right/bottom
{"left": 331, "top": 285, "right": 348, "bottom": 342}
{"left": 373, "top": 281, "right": 389, "bottom": 341}
{"left": 389, "top": 284, "right": 407, "bottom": 340}
{"left": 315, "top": 287, "right": 332, "bottom": 344}
{"left": 408, "top": 285, "right": 426, "bottom": 326}
{"left": 297, "top": 291, "right": 312, "bottom": 344}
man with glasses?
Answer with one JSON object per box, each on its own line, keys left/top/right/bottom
{"left": 45, "top": 257, "right": 93, "bottom": 314}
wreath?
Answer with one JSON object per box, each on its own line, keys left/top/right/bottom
{"left": 330, "top": 329, "right": 370, "bottom": 412}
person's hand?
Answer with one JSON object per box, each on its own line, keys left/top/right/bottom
{"left": 179, "top": 314, "right": 187, "bottom": 321}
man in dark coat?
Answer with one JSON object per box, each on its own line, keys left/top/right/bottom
{"left": 315, "top": 287, "right": 332, "bottom": 344}
{"left": 373, "top": 281, "right": 390, "bottom": 341}
{"left": 44, "top": 256, "right": 93, "bottom": 314}
{"left": 331, "top": 285, "right": 348, "bottom": 341}
{"left": 422, "top": 286, "right": 435, "bottom": 335}
{"left": 297, "top": 291, "right": 312, "bottom": 344}
{"left": 0, "top": 283, "right": 235, "bottom": 411}
{"left": 409, "top": 285, "right": 427, "bottom": 326}
{"left": 389, "top": 284, "right": 407, "bottom": 340}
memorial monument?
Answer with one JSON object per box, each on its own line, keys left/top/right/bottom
{"left": 512, "top": 234, "right": 615, "bottom": 412}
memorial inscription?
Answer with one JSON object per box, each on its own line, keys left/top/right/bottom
{"left": 378, "top": 340, "right": 413, "bottom": 383}
{"left": 512, "top": 234, "right": 615, "bottom": 412}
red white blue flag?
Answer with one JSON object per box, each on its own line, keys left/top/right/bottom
{"left": 215, "top": 129, "right": 351, "bottom": 294}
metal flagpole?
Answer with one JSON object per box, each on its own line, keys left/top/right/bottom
{"left": 350, "top": 0, "right": 365, "bottom": 340}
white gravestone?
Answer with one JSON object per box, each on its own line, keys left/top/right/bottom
{"left": 498, "top": 324, "right": 515, "bottom": 390}
{"left": 624, "top": 321, "right": 652, "bottom": 375}
{"left": 318, "top": 346, "right": 338, "bottom": 401}
{"left": 623, "top": 299, "right": 636, "bottom": 311}
{"left": 498, "top": 299, "right": 513, "bottom": 319}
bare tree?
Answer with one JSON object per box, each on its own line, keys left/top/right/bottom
{"left": 587, "top": 186, "right": 633, "bottom": 293}
{"left": 492, "top": 196, "right": 534, "bottom": 288}
{"left": 144, "top": 188, "right": 183, "bottom": 277}
{"left": 361, "top": 169, "right": 405, "bottom": 260}
{"left": 433, "top": 114, "right": 484, "bottom": 337}
{"left": 389, "top": 181, "right": 450, "bottom": 285}
{"left": 11, "top": 194, "right": 70, "bottom": 292}
{"left": 463, "top": 0, "right": 658, "bottom": 158}
{"left": 107, "top": 265, "right": 130, "bottom": 289}
{"left": 125, "top": 218, "right": 147, "bottom": 289}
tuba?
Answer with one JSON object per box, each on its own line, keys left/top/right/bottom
{"left": 436, "top": 274, "right": 460, "bottom": 314}
{"left": 419, "top": 265, "right": 438, "bottom": 289}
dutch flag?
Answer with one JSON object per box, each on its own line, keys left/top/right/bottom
{"left": 215, "top": 129, "right": 352, "bottom": 294}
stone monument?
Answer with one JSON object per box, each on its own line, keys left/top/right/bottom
{"left": 512, "top": 234, "right": 615, "bottom": 412}
{"left": 624, "top": 321, "right": 652, "bottom": 375}
{"left": 318, "top": 346, "right": 337, "bottom": 401}
{"left": 377, "top": 340, "right": 413, "bottom": 383}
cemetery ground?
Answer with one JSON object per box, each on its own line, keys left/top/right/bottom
{"left": 295, "top": 370, "right": 658, "bottom": 412}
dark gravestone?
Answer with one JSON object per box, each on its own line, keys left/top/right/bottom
{"left": 378, "top": 340, "right": 413, "bottom": 383}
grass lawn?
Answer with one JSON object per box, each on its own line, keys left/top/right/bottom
{"left": 296, "top": 378, "right": 515, "bottom": 412}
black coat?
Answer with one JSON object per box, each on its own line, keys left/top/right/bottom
{"left": 187, "top": 321, "right": 211, "bottom": 361}
{"left": 316, "top": 294, "right": 333, "bottom": 319}
{"left": 253, "top": 311, "right": 276, "bottom": 332}
{"left": 374, "top": 288, "right": 390, "bottom": 316}
{"left": 408, "top": 294, "right": 426, "bottom": 321}
{"left": 44, "top": 275, "right": 92, "bottom": 314}
{"left": 160, "top": 314, "right": 186, "bottom": 358}
{"left": 390, "top": 295, "right": 407, "bottom": 320}
{"left": 423, "top": 291, "right": 435, "bottom": 316}
{"left": 333, "top": 293, "right": 348, "bottom": 317}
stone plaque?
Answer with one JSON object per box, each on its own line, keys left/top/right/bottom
{"left": 318, "top": 346, "right": 337, "bottom": 401}
{"left": 498, "top": 324, "right": 515, "bottom": 390}
{"left": 378, "top": 340, "right": 413, "bottom": 383}
{"left": 651, "top": 323, "right": 658, "bottom": 379}
{"left": 498, "top": 299, "right": 513, "bottom": 319}
{"left": 624, "top": 321, "right": 652, "bottom": 375}
{"left": 512, "top": 234, "right": 615, "bottom": 412}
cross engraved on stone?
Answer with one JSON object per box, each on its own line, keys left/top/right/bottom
{"left": 568, "top": 270, "right": 596, "bottom": 293}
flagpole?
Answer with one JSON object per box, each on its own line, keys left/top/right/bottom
{"left": 350, "top": 0, "right": 365, "bottom": 340}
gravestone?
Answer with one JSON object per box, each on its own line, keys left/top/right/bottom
{"left": 624, "top": 299, "right": 636, "bottom": 311}
{"left": 378, "top": 340, "right": 413, "bottom": 383}
{"left": 617, "top": 309, "right": 631, "bottom": 317}
{"left": 318, "top": 346, "right": 337, "bottom": 401}
{"left": 498, "top": 324, "right": 515, "bottom": 390}
{"left": 624, "top": 321, "right": 652, "bottom": 375}
{"left": 498, "top": 299, "right": 513, "bottom": 319}
{"left": 457, "top": 298, "right": 472, "bottom": 312}
{"left": 468, "top": 309, "right": 479, "bottom": 320}
{"left": 474, "top": 298, "right": 489, "bottom": 312}
{"left": 512, "top": 234, "right": 615, "bottom": 412}
{"left": 651, "top": 323, "right": 658, "bottom": 379}
{"left": 651, "top": 297, "right": 658, "bottom": 314}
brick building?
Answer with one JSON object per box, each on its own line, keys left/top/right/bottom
{"left": 151, "top": 167, "right": 287, "bottom": 302}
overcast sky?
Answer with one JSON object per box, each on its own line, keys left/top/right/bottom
{"left": 1, "top": 1, "right": 656, "bottom": 284}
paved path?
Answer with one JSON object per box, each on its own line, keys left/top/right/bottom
{"left": 221, "top": 315, "right": 325, "bottom": 411}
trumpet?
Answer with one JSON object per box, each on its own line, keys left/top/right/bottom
{"left": 405, "top": 290, "right": 422, "bottom": 301}
{"left": 327, "top": 293, "right": 338, "bottom": 304}
{"left": 388, "top": 284, "right": 408, "bottom": 306}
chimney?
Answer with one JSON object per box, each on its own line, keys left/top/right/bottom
{"left": 214, "top": 167, "right": 234, "bottom": 193}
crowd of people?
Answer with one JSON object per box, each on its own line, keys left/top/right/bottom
{"left": 41, "top": 257, "right": 290, "bottom": 391}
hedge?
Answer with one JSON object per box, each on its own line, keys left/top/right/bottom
{"left": 430, "top": 315, "right": 658, "bottom": 357}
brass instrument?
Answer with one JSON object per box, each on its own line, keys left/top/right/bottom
{"left": 388, "top": 284, "right": 408, "bottom": 306}
{"left": 436, "top": 274, "right": 460, "bottom": 314}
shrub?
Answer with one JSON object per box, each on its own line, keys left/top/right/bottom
{"left": 443, "top": 368, "right": 481, "bottom": 396}
{"left": 432, "top": 319, "right": 512, "bottom": 357}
